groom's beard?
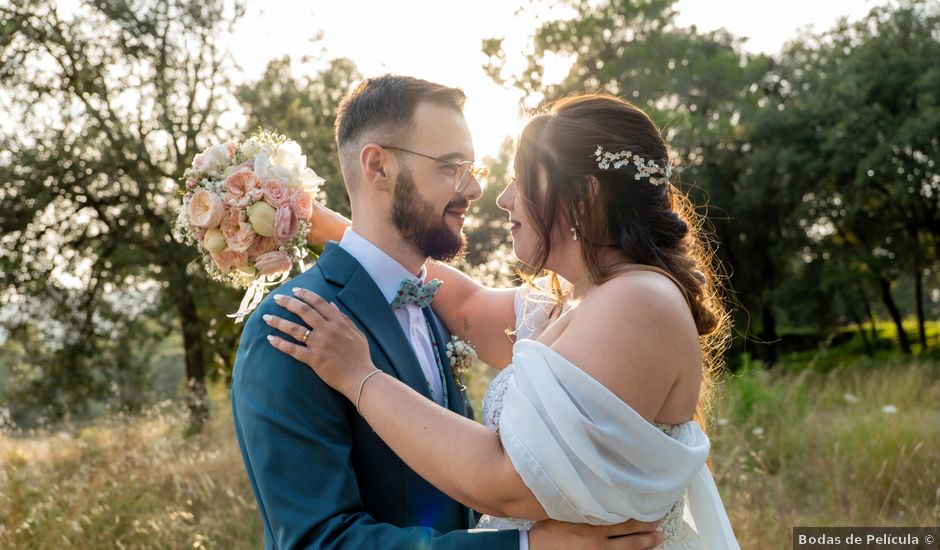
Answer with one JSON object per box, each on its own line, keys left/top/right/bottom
{"left": 391, "top": 167, "right": 467, "bottom": 262}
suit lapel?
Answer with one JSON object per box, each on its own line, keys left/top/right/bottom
{"left": 318, "top": 243, "right": 433, "bottom": 401}
{"left": 423, "top": 307, "right": 465, "bottom": 416}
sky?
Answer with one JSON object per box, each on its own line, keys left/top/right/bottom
{"left": 224, "top": 0, "right": 895, "bottom": 160}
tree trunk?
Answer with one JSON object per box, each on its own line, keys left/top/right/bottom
{"left": 177, "top": 285, "right": 209, "bottom": 433}
{"left": 843, "top": 288, "right": 874, "bottom": 357}
{"left": 878, "top": 276, "right": 912, "bottom": 354}
{"left": 914, "top": 268, "right": 928, "bottom": 351}
{"left": 761, "top": 305, "right": 778, "bottom": 367}
{"left": 854, "top": 281, "right": 879, "bottom": 344}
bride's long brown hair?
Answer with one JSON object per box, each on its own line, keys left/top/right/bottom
{"left": 513, "top": 93, "right": 731, "bottom": 425}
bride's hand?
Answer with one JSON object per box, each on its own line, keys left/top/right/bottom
{"left": 265, "top": 288, "right": 375, "bottom": 400}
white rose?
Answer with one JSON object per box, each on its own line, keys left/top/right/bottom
{"left": 253, "top": 152, "right": 271, "bottom": 179}
{"left": 194, "top": 143, "right": 232, "bottom": 174}
{"left": 268, "top": 165, "right": 293, "bottom": 186}
{"left": 274, "top": 140, "right": 305, "bottom": 172}
{"left": 239, "top": 138, "right": 263, "bottom": 158}
{"left": 301, "top": 167, "right": 325, "bottom": 192}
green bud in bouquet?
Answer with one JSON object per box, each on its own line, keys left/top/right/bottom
{"left": 203, "top": 228, "right": 227, "bottom": 253}
{"left": 248, "top": 201, "right": 277, "bottom": 237}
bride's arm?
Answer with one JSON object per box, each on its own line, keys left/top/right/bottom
{"left": 266, "top": 289, "right": 547, "bottom": 520}
{"left": 352, "top": 364, "right": 544, "bottom": 519}
{"left": 307, "top": 202, "right": 517, "bottom": 368}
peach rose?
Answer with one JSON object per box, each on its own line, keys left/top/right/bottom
{"left": 254, "top": 251, "right": 292, "bottom": 276}
{"left": 228, "top": 222, "right": 257, "bottom": 253}
{"left": 188, "top": 189, "right": 225, "bottom": 228}
{"left": 211, "top": 248, "right": 248, "bottom": 274}
{"left": 224, "top": 168, "right": 260, "bottom": 201}
{"left": 247, "top": 235, "right": 278, "bottom": 257}
{"left": 290, "top": 190, "right": 313, "bottom": 221}
{"left": 220, "top": 208, "right": 256, "bottom": 253}
{"left": 261, "top": 180, "right": 290, "bottom": 207}
{"left": 274, "top": 205, "right": 298, "bottom": 243}
{"left": 247, "top": 201, "right": 276, "bottom": 237}
{"left": 220, "top": 205, "right": 240, "bottom": 234}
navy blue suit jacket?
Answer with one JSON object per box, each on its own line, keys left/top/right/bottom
{"left": 232, "top": 242, "right": 519, "bottom": 549}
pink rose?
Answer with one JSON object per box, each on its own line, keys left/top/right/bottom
{"left": 247, "top": 235, "right": 278, "bottom": 257}
{"left": 254, "top": 251, "right": 292, "bottom": 276}
{"left": 274, "top": 205, "right": 298, "bottom": 244}
{"left": 211, "top": 249, "right": 247, "bottom": 274}
{"left": 188, "top": 189, "right": 225, "bottom": 228}
{"left": 261, "top": 180, "right": 290, "bottom": 207}
{"left": 221, "top": 207, "right": 257, "bottom": 252}
{"left": 290, "top": 190, "right": 313, "bottom": 221}
{"left": 224, "top": 168, "right": 260, "bottom": 201}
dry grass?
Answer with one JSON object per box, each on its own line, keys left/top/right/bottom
{"left": 709, "top": 360, "right": 940, "bottom": 547}
{"left": 2, "top": 360, "right": 938, "bottom": 548}
{"left": 0, "top": 385, "right": 260, "bottom": 549}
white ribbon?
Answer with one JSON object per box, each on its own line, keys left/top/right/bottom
{"left": 227, "top": 271, "right": 290, "bottom": 324}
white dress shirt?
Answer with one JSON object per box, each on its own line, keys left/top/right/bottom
{"left": 339, "top": 229, "right": 445, "bottom": 404}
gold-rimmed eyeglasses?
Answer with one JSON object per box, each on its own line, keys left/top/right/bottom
{"left": 380, "top": 145, "right": 489, "bottom": 193}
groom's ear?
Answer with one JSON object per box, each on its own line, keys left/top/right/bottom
{"left": 360, "top": 143, "right": 394, "bottom": 192}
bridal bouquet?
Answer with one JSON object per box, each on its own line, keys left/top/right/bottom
{"left": 176, "top": 129, "right": 324, "bottom": 322}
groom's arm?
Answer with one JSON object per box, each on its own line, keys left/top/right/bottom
{"left": 232, "top": 297, "right": 520, "bottom": 550}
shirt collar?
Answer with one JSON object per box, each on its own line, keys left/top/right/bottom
{"left": 339, "top": 228, "right": 427, "bottom": 305}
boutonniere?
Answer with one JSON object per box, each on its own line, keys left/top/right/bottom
{"left": 445, "top": 335, "right": 477, "bottom": 390}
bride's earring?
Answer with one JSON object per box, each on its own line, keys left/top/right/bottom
{"left": 570, "top": 218, "right": 580, "bottom": 241}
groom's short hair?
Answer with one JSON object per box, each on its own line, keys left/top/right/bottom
{"left": 335, "top": 75, "right": 466, "bottom": 190}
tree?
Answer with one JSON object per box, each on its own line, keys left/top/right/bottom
{"left": 483, "top": 0, "right": 776, "bottom": 362}
{"left": 485, "top": 0, "right": 940, "bottom": 360}
{"left": 0, "top": 0, "right": 246, "bottom": 430}
{"left": 766, "top": 1, "right": 940, "bottom": 353}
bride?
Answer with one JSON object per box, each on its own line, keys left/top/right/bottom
{"left": 265, "top": 93, "right": 739, "bottom": 548}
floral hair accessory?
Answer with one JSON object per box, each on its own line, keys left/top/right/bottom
{"left": 593, "top": 145, "right": 672, "bottom": 186}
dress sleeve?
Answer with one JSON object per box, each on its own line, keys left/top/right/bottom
{"left": 497, "top": 341, "right": 711, "bottom": 525}
{"left": 513, "top": 276, "right": 560, "bottom": 341}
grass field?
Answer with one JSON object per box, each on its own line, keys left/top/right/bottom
{"left": 2, "top": 357, "right": 938, "bottom": 548}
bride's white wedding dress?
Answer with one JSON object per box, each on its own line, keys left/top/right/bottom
{"left": 474, "top": 275, "right": 739, "bottom": 549}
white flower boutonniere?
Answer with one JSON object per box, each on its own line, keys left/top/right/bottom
{"left": 446, "top": 335, "right": 477, "bottom": 390}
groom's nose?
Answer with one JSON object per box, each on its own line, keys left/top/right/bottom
{"left": 460, "top": 172, "right": 484, "bottom": 202}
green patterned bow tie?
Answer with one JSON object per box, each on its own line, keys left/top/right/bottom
{"left": 391, "top": 278, "right": 443, "bottom": 309}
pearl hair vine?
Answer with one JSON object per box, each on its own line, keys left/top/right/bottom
{"left": 593, "top": 145, "right": 672, "bottom": 186}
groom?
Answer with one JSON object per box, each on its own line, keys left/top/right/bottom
{"left": 231, "top": 75, "right": 660, "bottom": 549}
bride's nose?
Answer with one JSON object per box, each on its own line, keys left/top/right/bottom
{"left": 497, "top": 178, "right": 516, "bottom": 213}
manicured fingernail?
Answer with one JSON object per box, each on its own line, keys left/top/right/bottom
{"left": 330, "top": 302, "right": 339, "bottom": 310}
{"left": 266, "top": 335, "right": 275, "bottom": 342}
{"left": 263, "top": 314, "right": 272, "bottom": 322}
{"left": 291, "top": 288, "right": 301, "bottom": 295}
{"left": 274, "top": 295, "right": 284, "bottom": 303}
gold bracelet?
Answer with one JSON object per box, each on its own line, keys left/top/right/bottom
{"left": 355, "top": 370, "right": 382, "bottom": 413}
